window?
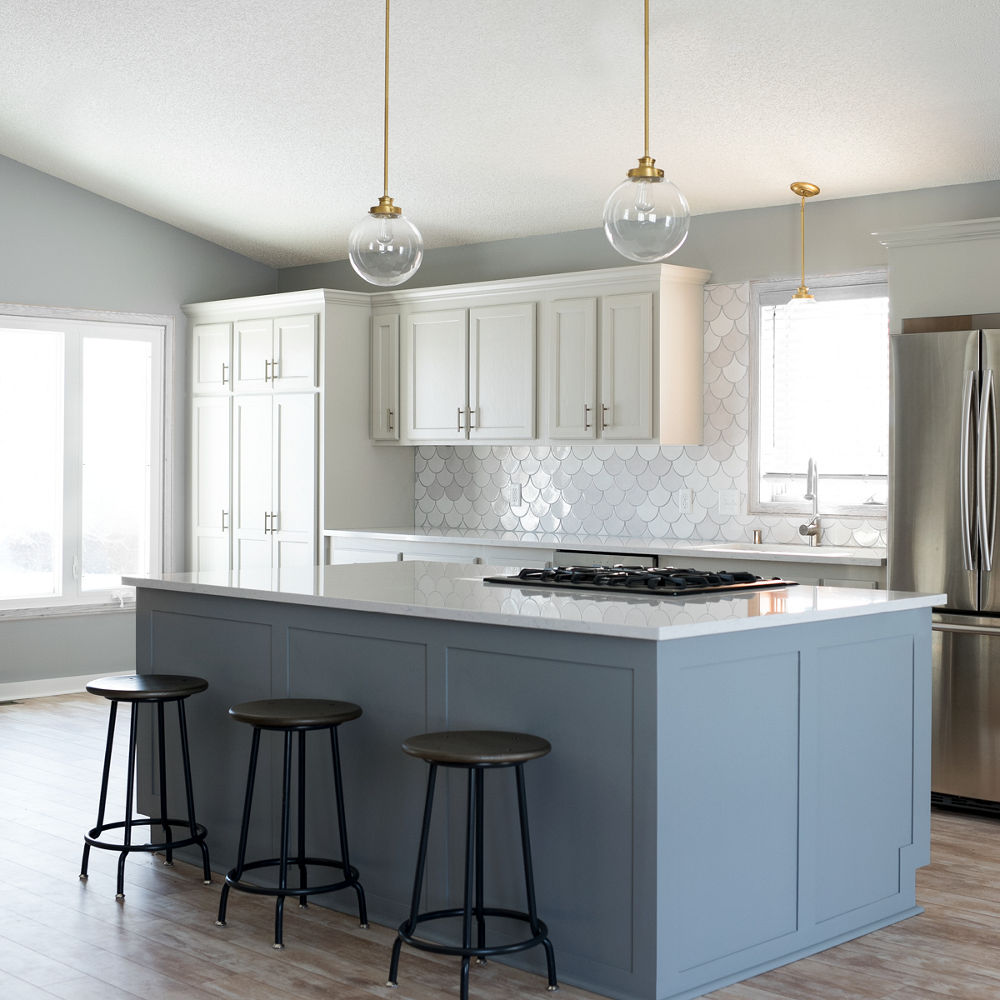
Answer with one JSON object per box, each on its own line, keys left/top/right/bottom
{"left": 0, "top": 309, "right": 168, "bottom": 612}
{"left": 751, "top": 273, "right": 889, "bottom": 515}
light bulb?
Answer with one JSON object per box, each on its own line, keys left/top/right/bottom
{"left": 348, "top": 210, "right": 423, "bottom": 287}
{"left": 603, "top": 174, "right": 690, "bottom": 263}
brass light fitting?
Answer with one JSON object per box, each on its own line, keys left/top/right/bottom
{"left": 790, "top": 181, "right": 820, "bottom": 301}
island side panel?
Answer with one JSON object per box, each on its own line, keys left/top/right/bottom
{"left": 653, "top": 608, "right": 931, "bottom": 1000}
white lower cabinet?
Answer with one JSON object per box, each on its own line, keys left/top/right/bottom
{"left": 232, "top": 393, "right": 317, "bottom": 572}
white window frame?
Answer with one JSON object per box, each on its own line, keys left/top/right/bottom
{"left": 0, "top": 303, "right": 174, "bottom": 618}
{"left": 749, "top": 270, "right": 888, "bottom": 517}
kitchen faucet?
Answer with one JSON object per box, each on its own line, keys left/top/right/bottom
{"left": 799, "top": 458, "right": 821, "bottom": 546}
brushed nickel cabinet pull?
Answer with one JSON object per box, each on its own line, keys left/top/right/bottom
{"left": 264, "top": 359, "right": 271, "bottom": 381}
{"left": 457, "top": 406, "right": 464, "bottom": 433}
{"left": 468, "top": 407, "right": 475, "bottom": 430}
{"left": 222, "top": 362, "right": 229, "bottom": 385}
{"left": 584, "top": 403, "right": 592, "bottom": 429}
{"left": 387, "top": 408, "right": 394, "bottom": 432}
{"left": 601, "top": 403, "right": 609, "bottom": 430}
{"left": 270, "top": 511, "right": 278, "bottom": 533}
{"left": 264, "top": 511, "right": 270, "bottom": 533}
{"left": 222, "top": 510, "right": 229, "bottom": 531}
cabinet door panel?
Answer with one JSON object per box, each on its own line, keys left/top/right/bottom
{"left": 405, "top": 309, "right": 467, "bottom": 441}
{"left": 234, "top": 318, "right": 274, "bottom": 392}
{"left": 371, "top": 313, "right": 400, "bottom": 441}
{"left": 601, "top": 292, "right": 653, "bottom": 440}
{"left": 192, "top": 322, "right": 232, "bottom": 394}
{"left": 273, "top": 393, "right": 317, "bottom": 557}
{"left": 190, "top": 396, "right": 231, "bottom": 572}
{"left": 548, "top": 297, "right": 597, "bottom": 440}
{"left": 469, "top": 302, "right": 536, "bottom": 440}
{"left": 232, "top": 394, "right": 273, "bottom": 570}
{"left": 273, "top": 314, "right": 318, "bottom": 389}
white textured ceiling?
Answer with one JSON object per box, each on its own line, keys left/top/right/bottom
{"left": 1, "top": 0, "right": 999, "bottom": 268}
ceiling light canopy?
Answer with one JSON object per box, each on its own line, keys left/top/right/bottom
{"left": 789, "top": 181, "right": 820, "bottom": 306}
{"left": 348, "top": 0, "right": 423, "bottom": 287}
{"left": 603, "top": 0, "right": 690, "bottom": 263}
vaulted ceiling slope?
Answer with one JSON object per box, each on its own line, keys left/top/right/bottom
{"left": 2, "top": 0, "right": 998, "bottom": 268}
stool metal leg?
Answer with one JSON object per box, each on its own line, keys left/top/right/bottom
{"left": 177, "top": 698, "right": 211, "bottom": 884}
{"left": 274, "top": 729, "right": 294, "bottom": 949}
{"left": 297, "top": 730, "right": 309, "bottom": 908}
{"left": 157, "top": 700, "right": 173, "bottom": 866}
{"left": 81, "top": 699, "right": 118, "bottom": 881}
{"left": 116, "top": 702, "right": 140, "bottom": 901}
{"left": 217, "top": 727, "right": 261, "bottom": 927}
{"left": 474, "top": 767, "right": 487, "bottom": 965}
{"left": 388, "top": 761, "right": 438, "bottom": 987}
{"left": 516, "top": 764, "right": 558, "bottom": 991}
{"left": 460, "top": 767, "right": 477, "bottom": 1000}
{"left": 330, "top": 724, "right": 367, "bottom": 926}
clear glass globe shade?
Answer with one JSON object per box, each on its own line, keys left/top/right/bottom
{"left": 603, "top": 175, "right": 690, "bottom": 263}
{"left": 348, "top": 211, "right": 423, "bottom": 287}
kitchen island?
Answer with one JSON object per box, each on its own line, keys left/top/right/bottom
{"left": 126, "top": 562, "right": 939, "bottom": 1000}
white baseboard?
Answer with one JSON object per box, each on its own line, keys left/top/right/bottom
{"left": 0, "top": 673, "right": 107, "bottom": 702}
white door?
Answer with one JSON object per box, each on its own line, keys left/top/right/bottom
{"left": 371, "top": 313, "right": 400, "bottom": 441}
{"left": 190, "top": 396, "right": 231, "bottom": 571}
{"left": 600, "top": 292, "right": 653, "bottom": 440}
{"left": 272, "top": 314, "right": 318, "bottom": 389}
{"left": 548, "top": 297, "right": 597, "bottom": 440}
{"left": 232, "top": 394, "right": 273, "bottom": 570}
{"left": 192, "top": 322, "right": 233, "bottom": 394}
{"left": 272, "top": 393, "right": 317, "bottom": 568}
{"left": 234, "top": 318, "right": 274, "bottom": 392}
{"left": 469, "top": 302, "right": 536, "bottom": 440}
{"left": 404, "top": 308, "right": 468, "bottom": 441}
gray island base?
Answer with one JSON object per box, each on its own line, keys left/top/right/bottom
{"left": 126, "top": 561, "right": 940, "bottom": 1000}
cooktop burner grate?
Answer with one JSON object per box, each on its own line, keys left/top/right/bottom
{"left": 483, "top": 565, "right": 797, "bottom": 597}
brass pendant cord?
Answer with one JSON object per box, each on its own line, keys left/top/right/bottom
{"left": 643, "top": 0, "right": 649, "bottom": 159}
{"left": 383, "top": 0, "right": 390, "bottom": 199}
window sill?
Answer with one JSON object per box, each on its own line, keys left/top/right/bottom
{"left": 0, "top": 600, "right": 136, "bottom": 623}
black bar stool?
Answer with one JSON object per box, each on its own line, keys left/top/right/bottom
{"left": 216, "top": 698, "right": 368, "bottom": 949}
{"left": 80, "top": 674, "right": 211, "bottom": 900}
{"left": 388, "top": 730, "right": 558, "bottom": 999}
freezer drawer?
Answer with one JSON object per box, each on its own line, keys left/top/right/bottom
{"left": 932, "top": 619, "right": 1000, "bottom": 803}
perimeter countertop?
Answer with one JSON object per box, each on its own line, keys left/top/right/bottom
{"left": 324, "top": 526, "right": 887, "bottom": 567}
{"left": 125, "top": 561, "right": 936, "bottom": 642}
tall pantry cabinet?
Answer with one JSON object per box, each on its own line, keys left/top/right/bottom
{"left": 184, "top": 289, "right": 413, "bottom": 574}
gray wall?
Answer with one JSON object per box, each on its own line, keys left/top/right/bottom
{"left": 278, "top": 180, "right": 1000, "bottom": 292}
{"left": 0, "top": 154, "right": 277, "bottom": 689}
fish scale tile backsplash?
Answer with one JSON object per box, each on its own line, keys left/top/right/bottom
{"left": 414, "top": 282, "right": 886, "bottom": 549}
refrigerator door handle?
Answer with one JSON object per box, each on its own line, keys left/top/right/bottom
{"left": 933, "top": 620, "right": 1000, "bottom": 636}
{"left": 961, "top": 370, "right": 977, "bottom": 571}
{"left": 978, "top": 368, "right": 997, "bottom": 571}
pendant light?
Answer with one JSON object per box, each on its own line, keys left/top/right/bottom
{"left": 789, "top": 181, "right": 820, "bottom": 305}
{"left": 603, "top": 0, "right": 690, "bottom": 263}
{"left": 348, "top": 0, "right": 423, "bottom": 286}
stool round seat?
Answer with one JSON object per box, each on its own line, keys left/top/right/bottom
{"left": 228, "top": 698, "right": 362, "bottom": 730}
{"left": 402, "top": 730, "right": 551, "bottom": 766}
{"left": 86, "top": 674, "right": 208, "bottom": 701}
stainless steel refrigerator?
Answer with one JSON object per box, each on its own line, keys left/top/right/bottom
{"left": 890, "top": 313, "right": 1000, "bottom": 807}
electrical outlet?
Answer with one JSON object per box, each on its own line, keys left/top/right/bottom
{"left": 505, "top": 483, "right": 522, "bottom": 506}
{"left": 718, "top": 489, "right": 741, "bottom": 516}
{"left": 676, "top": 489, "right": 693, "bottom": 514}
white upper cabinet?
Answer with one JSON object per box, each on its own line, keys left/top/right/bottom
{"left": 190, "top": 395, "right": 232, "bottom": 570}
{"left": 192, "top": 322, "right": 233, "bottom": 394}
{"left": 405, "top": 308, "right": 468, "bottom": 441}
{"left": 234, "top": 313, "right": 318, "bottom": 392}
{"left": 600, "top": 292, "right": 653, "bottom": 440}
{"left": 371, "top": 313, "right": 400, "bottom": 441}
{"left": 547, "top": 297, "right": 598, "bottom": 439}
{"left": 468, "top": 302, "right": 536, "bottom": 440}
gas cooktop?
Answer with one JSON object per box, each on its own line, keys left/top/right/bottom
{"left": 484, "top": 565, "right": 797, "bottom": 597}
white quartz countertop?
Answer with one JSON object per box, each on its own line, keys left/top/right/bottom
{"left": 125, "top": 562, "right": 936, "bottom": 642}
{"left": 325, "top": 526, "right": 886, "bottom": 567}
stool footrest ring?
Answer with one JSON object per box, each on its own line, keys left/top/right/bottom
{"left": 223, "top": 856, "right": 361, "bottom": 899}
{"left": 84, "top": 818, "right": 208, "bottom": 855}
{"left": 396, "top": 906, "right": 551, "bottom": 959}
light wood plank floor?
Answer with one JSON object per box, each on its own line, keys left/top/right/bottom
{"left": 1, "top": 693, "right": 999, "bottom": 1000}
